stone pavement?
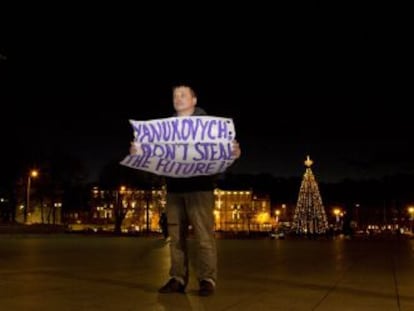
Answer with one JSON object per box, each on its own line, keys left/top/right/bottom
{"left": 0, "top": 234, "right": 413, "bottom": 310}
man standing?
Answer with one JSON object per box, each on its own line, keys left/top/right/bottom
{"left": 131, "top": 85, "right": 241, "bottom": 296}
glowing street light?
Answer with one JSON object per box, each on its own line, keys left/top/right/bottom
{"left": 408, "top": 206, "right": 414, "bottom": 232}
{"left": 333, "top": 208, "right": 341, "bottom": 222}
{"left": 275, "top": 209, "right": 280, "bottom": 224}
{"left": 25, "top": 169, "right": 39, "bottom": 224}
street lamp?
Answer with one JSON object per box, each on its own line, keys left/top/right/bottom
{"left": 333, "top": 208, "right": 341, "bottom": 230}
{"left": 275, "top": 209, "right": 280, "bottom": 224}
{"left": 408, "top": 206, "right": 414, "bottom": 232}
{"left": 333, "top": 208, "right": 340, "bottom": 221}
{"left": 25, "top": 169, "right": 39, "bottom": 224}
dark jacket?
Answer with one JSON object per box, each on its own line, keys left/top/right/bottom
{"left": 165, "top": 107, "right": 216, "bottom": 193}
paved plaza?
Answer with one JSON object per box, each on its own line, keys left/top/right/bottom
{"left": 0, "top": 234, "right": 413, "bottom": 310}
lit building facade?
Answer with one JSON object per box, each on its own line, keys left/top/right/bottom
{"left": 15, "top": 199, "right": 62, "bottom": 225}
{"left": 214, "top": 189, "right": 272, "bottom": 232}
{"left": 69, "top": 187, "right": 272, "bottom": 233}
{"left": 87, "top": 186, "right": 167, "bottom": 232}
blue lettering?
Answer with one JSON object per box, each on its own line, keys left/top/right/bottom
{"left": 155, "top": 158, "right": 174, "bottom": 173}
{"left": 123, "top": 154, "right": 151, "bottom": 169}
{"left": 198, "top": 118, "right": 209, "bottom": 140}
{"left": 193, "top": 162, "right": 207, "bottom": 174}
{"left": 193, "top": 143, "right": 232, "bottom": 161}
{"left": 162, "top": 121, "right": 171, "bottom": 141}
{"left": 182, "top": 162, "right": 196, "bottom": 175}
{"left": 193, "top": 143, "right": 207, "bottom": 161}
{"left": 177, "top": 143, "right": 189, "bottom": 160}
{"left": 207, "top": 120, "right": 217, "bottom": 140}
{"left": 181, "top": 119, "right": 192, "bottom": 140}
{"left": 149, "top": 123, "right": 162, "bottom": 142}
{"left": 132, "top": 124, "right": 141, "bottom": 139}
{"left": 217, "top": 120, "right": 228, "bottom": 139}
{"left": 171, "top": 119, "right": 181, "bottom": 141}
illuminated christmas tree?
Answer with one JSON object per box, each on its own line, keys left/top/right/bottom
{"left": 292, "top": 155, "right": 329, "bottom": 234}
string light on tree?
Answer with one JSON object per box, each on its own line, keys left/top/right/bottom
{"left": 292, "top": 155, "right": 329, "bottom": 235}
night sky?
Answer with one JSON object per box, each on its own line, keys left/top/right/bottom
{"left": 1, "top": 16, "right": 409, "bottom": 184}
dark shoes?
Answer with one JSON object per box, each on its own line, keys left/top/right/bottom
{"left": 199, "top": 280, "right": 215, "bottom": 296}
{"left": 158, "top": 278, "right": 215, "bottom": 296}
{"left": 158, "top": 278, "right": 186, "bottom": 294}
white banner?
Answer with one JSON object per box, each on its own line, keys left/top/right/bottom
{"left": 120, "top": 116, "right": 236, "bottom": 177}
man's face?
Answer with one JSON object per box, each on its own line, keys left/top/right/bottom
{"left": 173, "top": 87, "right": 196, "bottom": 114}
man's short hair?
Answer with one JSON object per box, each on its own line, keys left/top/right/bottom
{"left": 173, "top": 85, "right": 197, "bottom": 98}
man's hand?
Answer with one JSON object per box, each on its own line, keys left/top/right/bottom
{"left": 129, "top": 142, "right": 143, "bottom": 155}
{"left": 232, "top": 140, "right": 241, "bottom": 159}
